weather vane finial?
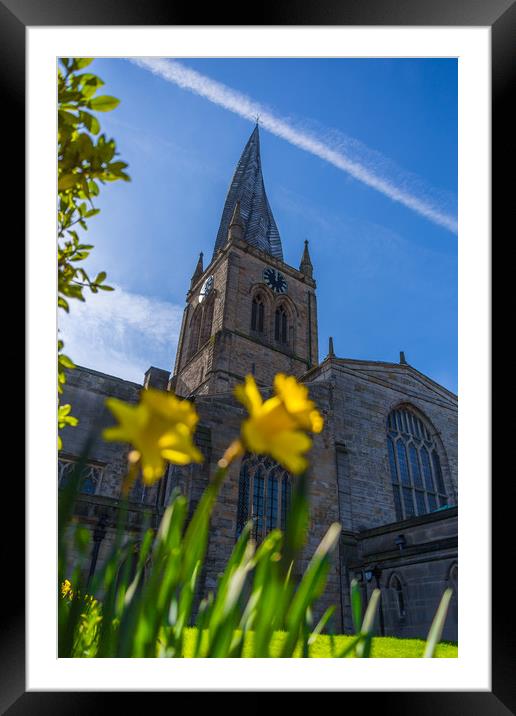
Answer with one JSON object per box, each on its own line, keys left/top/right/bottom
{"left": 255, "top": 113, "right": 261, "bottom": 126}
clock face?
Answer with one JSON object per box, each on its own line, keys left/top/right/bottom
{"left": 263, "top": 267, "right": 288, "bottom": 294}
{"left": 198, "top": 275, "right": 214, "bottom": 303}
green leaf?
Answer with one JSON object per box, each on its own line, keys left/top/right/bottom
{"left": 84, "top": 208, "right": 100, "bottom": 219}
{"left": 308, "top": 605, "right": 335, "bottom": 645}
{"left": 423, "top": 588, "right": 453, "bottom": 658}
{"left": 350, "top": 578, "right": 363, "bottom": 634}
{"left": 280, "top": 522, "right": 341, "bottom": 657}
{"left": 58, "top": 404, "right": 71, "bottom": 418}
{"left": 108, "top": 161, "right": 129, "bottom": 173}
{"left": 334, "top": 633, "right": 364, "bottom": 658}
{"left": 89, "top": 95, "right": 120, "bottom": 112}
{"left": 355, "top": 589, "right": 381, "bottom": 657}
{"left": 87, "top": 180, "right": 100, "bottom": 196}
{"left": 58, "top": 353, "right": 76, "bottom": 369}
{"left": 80, "top": 111, "right": 100, "bottom": 134}
{"left": 58, "top": 174, "right": 79, "bottom": 191}
{"left": 75, "top": 58, "right": 94, "bottom": 69}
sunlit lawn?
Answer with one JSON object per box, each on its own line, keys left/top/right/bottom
{"left": 181, "top": 628, "right": 458, "bottom": 657}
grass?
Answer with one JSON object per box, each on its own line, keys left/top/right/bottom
{"left": 180, "top": 628, "right": 458, "bottom": 658}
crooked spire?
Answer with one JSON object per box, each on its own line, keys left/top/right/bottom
{"left": 213, "top": 125, "right": 283, "bottom": 261}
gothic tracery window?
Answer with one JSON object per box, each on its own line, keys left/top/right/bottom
{"left": 58, "top": 457, "right": 103, "bottom": 495}
{"left": 236, "top": 454, "right": 291, "bottom": 541}
{"left": 251, "top": 293, "right": 265, "bottom": 333}
{"left": 387, "top": 406, "right": 448, "bottom": 521}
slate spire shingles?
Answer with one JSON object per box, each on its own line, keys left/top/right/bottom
{"left": 213, "top": 125, "right": 283, "bottom": 261}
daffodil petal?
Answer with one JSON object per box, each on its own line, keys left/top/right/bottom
{"left": 104, "top": 389, "right": 203, "bottom": 479}
{"left": 234, "top": 374, "right": 264, "bottom": 415}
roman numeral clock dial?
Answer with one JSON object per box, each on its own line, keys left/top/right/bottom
{"left": 263, "top": 267, "right": 288, "bottom": 294}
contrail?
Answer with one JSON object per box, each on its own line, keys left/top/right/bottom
{"left": 131, "top": 57, "right": 457, "bottom": 234}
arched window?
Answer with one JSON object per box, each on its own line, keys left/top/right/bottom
{"left": 274, "top": 305, "right": 288, "bottom": 344}
{"left": 58, "top": 457, "right": 103, "bottom": 495}
{"left": 390, "top": 574, "right": 406, "bottom": 618}
{"left": 200, "top": 296, "right": 214, "bottom": 346}
{"left": 236, "top": 454, "right": 291, "bottom": 541}
{"left": 187, "top": 308, "right": 202, "bottom": 359}
{"left": 387, "top": 406, "right": 448, "bottom": 520}
{"left": 251, "top": 293, "right": 265, "bottom": 333}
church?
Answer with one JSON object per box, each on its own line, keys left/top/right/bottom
{"left": 60, "top": 125, "right": 458, "bottom": 641}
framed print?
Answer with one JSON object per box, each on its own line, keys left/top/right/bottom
{"left": 4, "top": 0, "right": 510, "bottom": 710}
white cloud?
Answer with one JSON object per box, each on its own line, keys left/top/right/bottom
{"left": 131, "top": 57, "right": 457, "bottom": 234}
{"left": 59, "top": 285, "right": 183, "bottom": 384}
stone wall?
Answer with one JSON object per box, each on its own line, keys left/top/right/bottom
{"left": 346, "top": 508, "right": 458, "bottom": 641}
{"left": 307, "top": 357, "right": 458, "bottom": 532}
{"left": 173, "top": 235, "right": 318, "bottom": 397}
{"left": 60, "top": 366, "right": 142, "bottom": 500}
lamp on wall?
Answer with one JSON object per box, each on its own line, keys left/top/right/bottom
{"left": 364, "top": 565, "right": 385, "bottom": 636}
{"left": 395, "top": 534, "right": 407, "bottom": 551}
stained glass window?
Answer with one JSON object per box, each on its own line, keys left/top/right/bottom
{"left": 386, "top": 406, "right": 448, "bottom": 520}
{"left": 236, "top": 454, "right": 292, "bottom": 541}
{"left": 58, "top": 458, "right": 103, "bottom": 495}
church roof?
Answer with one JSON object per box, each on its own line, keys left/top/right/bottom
{"left": 303, "top": 355, "right": 458, "bottom": 405}
{"left": 212, "top": 125, "right": 283, "bottom": 261}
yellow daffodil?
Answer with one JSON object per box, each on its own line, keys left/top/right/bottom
{"left": 103, "top": 388, "right": 203, "bottom": 485}
{"left": 233, "top": 373, "right": 324, "bottom": 474}
{"left": 61, "top": 579, "right": 73, "bottom": 599}
{"left": 273, "top": 373, "right": 324, "bottom": 434}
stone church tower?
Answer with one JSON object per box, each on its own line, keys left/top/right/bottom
{"left": 171, "top": 125, "right": 318, "bottom": 397}
{"left": 61, "top": 124, "right": 458, "bottom": 641}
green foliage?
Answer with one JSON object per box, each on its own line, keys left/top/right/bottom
{"left": 423, "top": 587, "right": 453, "bottom": 657}
{"left": 57, "top": 57, "right": 130, "bottom": 448}
{"left": 58, "top": 457, "right": 454, "bottom": 658}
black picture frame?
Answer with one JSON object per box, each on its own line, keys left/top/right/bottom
{"left": 6, "top": 0, "right": 508, "bottom": 711}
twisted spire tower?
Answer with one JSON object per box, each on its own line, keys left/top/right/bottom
{"left": 212, "top": 125, "right": 283, "bottom": 261}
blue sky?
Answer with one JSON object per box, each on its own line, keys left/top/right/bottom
{"left": 60, "top": 58, "right": 457, "bottom": 393}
